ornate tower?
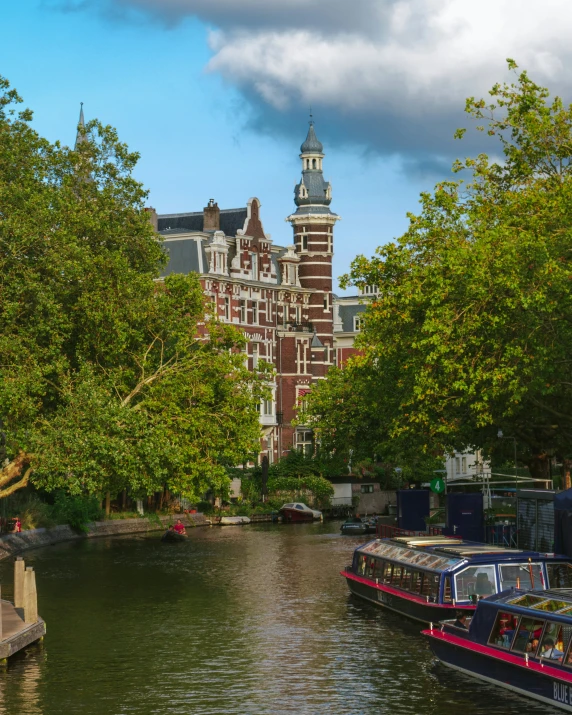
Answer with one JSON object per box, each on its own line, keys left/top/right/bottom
{"left": 286, "top": 120, "right": 339, "bottom": 369}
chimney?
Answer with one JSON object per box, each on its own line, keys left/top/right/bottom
{"left": 145, "top": 207, "right": 158, "bottom": 232}
{"left": 203, "top": 199, "right": 220, "bottom": 231}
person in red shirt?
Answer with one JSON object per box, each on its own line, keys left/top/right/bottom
{"left": 173, "top": 519, "right": 186, "bottom": 535}
{"left": 13, "top": 517, "right": 21, "bottom": 533}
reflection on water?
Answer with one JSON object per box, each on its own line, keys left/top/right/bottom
{"left": 0, "top": 523, "right": 559, "bottom": 714}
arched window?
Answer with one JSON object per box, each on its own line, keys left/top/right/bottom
{"left": 312, "top": 158, "right": 316, "bottom": 169}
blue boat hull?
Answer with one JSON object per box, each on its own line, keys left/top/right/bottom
{"left": 427, "top": 634, "right": 572, "bottom": 712}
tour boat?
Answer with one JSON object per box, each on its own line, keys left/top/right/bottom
{"left": 161, "top": 530, "right": 187, "bottom": 543}
{"left": 342, "top": 535, "right": 572, "bottom": 624}
{"left": 423, "top": 588, "right": 572, "bottom": 712}
{"left": 279, "top": 502, "right": 322, "bottom": 523}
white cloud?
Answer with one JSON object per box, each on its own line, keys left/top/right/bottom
{"left": 100, "top": 0, "right": 572, "bottom": 162}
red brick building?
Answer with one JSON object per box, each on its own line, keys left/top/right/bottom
{"left": 149, "top": 122, "right": 365, "bottom": 462}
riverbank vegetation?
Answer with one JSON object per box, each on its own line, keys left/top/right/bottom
{"left": 304, "top": 62, "right": 572, "bottom": 485}
{"left": 0, "top": 77, "right": 269, "bottom": 505}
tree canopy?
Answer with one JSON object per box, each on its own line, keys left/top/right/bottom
{"left": 0, "top": 78, "right": 269, "bottom": 501}
{"left": 305, "top": 61, "right": 572, "bottom": 482}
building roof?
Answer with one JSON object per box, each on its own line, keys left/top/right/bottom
{"left": 300, "top": 122, "right": 324, "bottom": 155}
{"left": 157, "top": 208, "right": 248, "bottom": 237}
{"left": 336, "top": 303, "right": 366, "bottom": 333}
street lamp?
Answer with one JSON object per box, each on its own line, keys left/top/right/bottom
{"left": 498, "top": 429, "right": 518, "bottom": 493}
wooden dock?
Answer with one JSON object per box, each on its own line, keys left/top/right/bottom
{"left": 0, "top": 557, "right": 46, "bottom": 661}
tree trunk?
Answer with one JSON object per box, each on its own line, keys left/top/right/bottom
{"left": 121, "top": 489, "right": 127, "bottom": 511}
{"left": 527, "top": 454, "right": 551, "bottom": 486}
{"left": 105, "top": 491, "right": 111, "bottom": 517}
{"left": 562, "top": 459, "right": 572, "bottom": 490}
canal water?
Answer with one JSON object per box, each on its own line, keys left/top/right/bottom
{"left": 0, "top": 521, "right": 554, "bottom": 715}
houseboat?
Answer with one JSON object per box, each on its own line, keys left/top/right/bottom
{"left": 423, "top": 588, "right": 572, "bottom": 712}
{"left": 342, "top": 535, "right": 572, "bottom": 623}
{"left": 279, "top": 502, "right": 322, "bottom": 523}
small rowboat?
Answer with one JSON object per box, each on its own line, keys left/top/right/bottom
{"left": 161, "top": 530, "right": 187, "bottom": 543}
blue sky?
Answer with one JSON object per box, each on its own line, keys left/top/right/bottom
{"left": 2, "top": 0, "right": 570, "bottom": 292}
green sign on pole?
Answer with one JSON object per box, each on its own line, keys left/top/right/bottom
{"left": 430, "top": 477, "right": 446, "bottom": 494}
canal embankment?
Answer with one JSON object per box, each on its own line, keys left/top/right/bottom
{"left": 0, "top": 513, "right": 210, "bottom": 561}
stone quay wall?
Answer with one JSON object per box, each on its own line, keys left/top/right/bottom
{"left": 0, "top": 513, "right": 209, "bottom": 562}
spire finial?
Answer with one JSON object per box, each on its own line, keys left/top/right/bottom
{"left": 75, "top": 102, "right": 86, "bottom": 150}
{"left": 309, "top": 106, "right": 313, "bottom": 126}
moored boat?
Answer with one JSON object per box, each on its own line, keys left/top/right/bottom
{"left": 220, "top": 516, "right": 251, "bottom": 526}
{"left": 342, "top": 535, "right": 572, "bottom": 624}
{"left": 279, "top": 502, "right": 322, "bottom": 523}
{"left": 161, "top": 530, "right": 187, "bottom": 543}
{"left": 423, "top": 587, "right": 572, "bottom": 712}
{"left": 341, "top": 517, "right": 369, "bottom": 536}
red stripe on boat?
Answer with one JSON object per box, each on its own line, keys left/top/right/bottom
{"left": 341, "top": 570, "right": 476, "bottom": 609}
{"left": 423, "top": 628, "right": 572, "bottom": 682}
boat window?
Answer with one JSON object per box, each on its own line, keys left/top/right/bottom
{"left": 420, "top": 573, "right": 432, "bottom": 597}
{"left": 392, "top": 565, "right": 403, "bottom": 585}
{"left": 489, "top": 611, "right": 519, "bottom": 649}
{"left": 401, "top": 568, "right": 412, "bottom": 591}
{"left": 366, "top": 557, "right": 376, "bottom": 578}
{"left": 547, "top": 563, "right": 572, "bottom": 589}
{"left": 428, "top": 574, "right": 440, "bottom": 600}
{"left": 443, "top": 576, "right": 453, "bottom": 603}
{"left": 358, "top": 554, "right": 368, "bottom": 575}
{"left": 511, "top": 618, "right": 546, "bottom": 654}
{"left": 509, "top": 594, "right": 548, "bottom": 607}
{"left": 532, "top": 600, "right": 570, "bottom": 612}
{"left": 454, "top": 565, "right": 496, "bottom": 601}
{"left": 381, "top": 561, "right": 392, "bottom": 584}
{"left": 410, "top": 570, "right": 422, "bottom": 594}
{"left": 539, "top": 622, "right": 570, "bottom": 661}
{"left": 499, "top": 563, "right": 543, "bottom": 591}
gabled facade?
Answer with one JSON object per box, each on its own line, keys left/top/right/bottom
{"left": 148, "top": 122, "right": 345, "bottom": 462}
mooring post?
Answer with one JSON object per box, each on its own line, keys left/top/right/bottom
{"left": 23, "top": 567, "right": 38, "bottom": 624}
{"left": 14, "top": 557, "right": 25, "bottom": 609}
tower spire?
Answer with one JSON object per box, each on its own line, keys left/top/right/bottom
{"left": 74, "top": 102, "right": 86, "bottom": 150}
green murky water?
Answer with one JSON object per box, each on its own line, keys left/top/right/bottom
{"left": 0, "top": 522, "right": 554, "bottom": 714}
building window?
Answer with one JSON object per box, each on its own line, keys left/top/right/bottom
{"left": 282, "top": 305, "right": 288, "bottom": 328}
{"left": 251, "top": 252, "right": 258, "bottom": 281}
{"left": 252, "top": 343, "right": 259, "bottom": 368}
{"left": 323, "top": 293, "right": 330, "bottom": 312}
{"left": 361, "top": 484, "right": 374, "bottom": 494}
{"left": 296, "top": 429, "right": 313, "bottom": 456}
{"left": 462, "top": 456, "right": 467, "bottom": 473}
{"left": 240, "top": 299, "right": 247, "bottom": 323}
{"left": 224, "top": 296, "right": 230, "bottom": 321}
{"left": 301, "top": 235, "right": 308, "bottom": 251}
{"left": 252, "top": 301, "right": 258, "bottom": 325}
{"left": 353, "top": 315, "right": 364, "bottom": 331}
{"left": 362, "top": 285, "right": 378, "bottom": 296}
{"left": 455, "top": 457, "right": 460, "bottom": 474}
{"left": 262, "top": 397, "right": 274, "bottom": 416}
{"left": 295, "top": 305, "right": 302, "bottom": 323}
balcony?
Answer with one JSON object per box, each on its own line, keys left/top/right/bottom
{"left": 284, "top": 321, "right": 314, "bottom": 333}
{"left": 260, "top": 414, "right": 278, "bottom": 426}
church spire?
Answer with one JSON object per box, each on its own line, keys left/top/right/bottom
{"left": 74, "top": 102, "right": 86, "bottom": 150}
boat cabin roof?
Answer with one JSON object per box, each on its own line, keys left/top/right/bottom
{"left": 490, "top": 588, "right": 572, "bottom": 618}
{"left": 356, "top": 536, "right": 569, "bottom": 574}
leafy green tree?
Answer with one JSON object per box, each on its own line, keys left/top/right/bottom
{"left": 306, "top": 62, "right": 572, "bottom": 482}
{"left": 0, "top": 78, "right": 268, "bottom": 501}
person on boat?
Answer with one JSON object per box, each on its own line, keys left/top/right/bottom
{"left": 542, "top": 637, "right": 564, "bottom": 660}
{"left": 475, "top": 572, "right": 494, "bottom": 596}
{"left": 453, "top": 612, "right": 468, "bottom": 629}
{"left": 173, "top": 519, "right": 186, "bottom": 535}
